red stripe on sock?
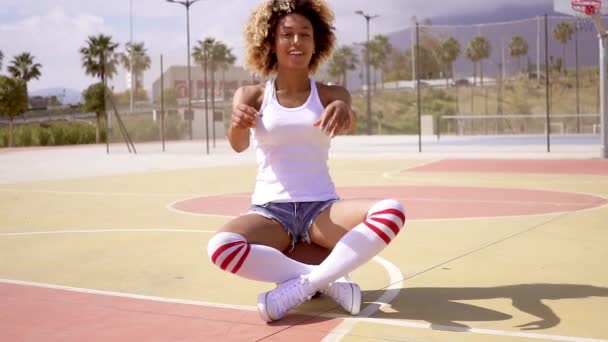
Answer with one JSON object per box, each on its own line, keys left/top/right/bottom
{"left": 364, "top": 221, "right": 391, "bottom": 244}
{"left": 231, "top": 243, "right": 251, "bottom": 274}
{"left": 220, "top": 245, "right": 244, "bottom": 270}
{"left": 370, "top": 208, "right": 406, "bottom": 224}
{"left": 211, "top": 241, "right": 245, "bottom": 264}
{"left": 370, "top": 217, "right": 401, "bottom": 235}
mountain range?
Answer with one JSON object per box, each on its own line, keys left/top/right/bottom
{"left": 345, "top": 0, "right": 602, "bottom": 88}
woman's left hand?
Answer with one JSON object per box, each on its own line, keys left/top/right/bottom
{"left": 313, "top": 100, "right": 352, "bottom": 137}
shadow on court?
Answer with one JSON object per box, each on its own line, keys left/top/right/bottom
{"left": 364, "top": 284, "right": 608, "bottom": 330}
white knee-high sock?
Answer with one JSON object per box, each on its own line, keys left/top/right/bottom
{"left": 207, "top": 232, "right": 314, "bottom": 284}
{"left": 305, "top": 199, "right": 406, "bottom": 292}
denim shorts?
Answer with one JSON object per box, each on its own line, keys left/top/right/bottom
{"left": 248, "top": 199, "right": 338, "bottom": 248}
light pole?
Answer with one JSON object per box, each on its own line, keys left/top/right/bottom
{"left": 355, "top": 10, "right": 379, "bottom": 135}
{"left": 167, "top": 0, "right": 201, "bottom": 140}
{"left": 129, "top": 0, "right": 134, "bottom": 114}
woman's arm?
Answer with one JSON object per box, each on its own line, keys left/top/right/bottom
{"left": 316, "top": 83, "right": 356, "bottom": 136}
{"left": 228, "top": 85, "right": 264, "bottom": 152}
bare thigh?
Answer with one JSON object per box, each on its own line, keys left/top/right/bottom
{"left": 309, "top": 198, "right": 378, "bottom": 249}
{"left": 218, "top": 214, "right": 291, "bottom": 251}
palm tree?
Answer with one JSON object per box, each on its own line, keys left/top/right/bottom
{"left": 327, "top": 46, "right": 359, "bottom": 87}
{"left": 509, "top": 36, "right": 529, "bottom": 73}
{"left": 193, "top": 38, "right": 218, "bottom": 144}
{"left": 467, "top": 36, "right": 491, "bottom": 85}
{"left": 212, "top": 42, "right": 236, "bottom": 99}
{"left": 367, "top": 35, "right": 393, "bottom": 90}
{"left": 437, "top": 37, "right": 461, "bottom": 87}
{"left": 120, "top": 42, "right": 151, "bottom": 96}
{"left": 553, "top": 22, "right": 575, "bottom": 73}
{"left": 8, "top": 52, "right": 42, "bottom": 104}
{"left": 80, "top": 34, "right": 120, "bottom": 86}
{"left": 465, "top": 43, "right": 481, "bottom": 85}
{"left": 0, "top": 76, "right": 27, "bottom": 147}
{"left": 79, "top": 34, "right": 119, "bottom": 143}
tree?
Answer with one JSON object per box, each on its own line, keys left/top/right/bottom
{"left": 80, "top": 34, "right": 119, "bottom": 143}
{"left": 0, "top": 76, "right": 27, "bottom": 147}
{"left": 327, "top": 46, "right": 359, "bottom": 86}
{"left": 466, "top": 36, "right": 491, "bottom": 85}
{"left": 212, "top": 42, "right": 236, "bottom": 99}
{"left": 553, "top": 22, "right": 574, "bottom": 74}
{"left": 80, "top": 34, "right": 119, "bottom": 86}
{"left": 384, "top": 49, "right": 410, "bottom": 82}
{"left": 81, "top": 83, "right": 105, "bottom": 137}
{"left": 193, "top": 38, "right": 218, "bottom": 137}
{"left": 509, "top": 36, "right": 529, "bottom": 73}
{"left": 0, "top": 50, "right": 3, "bottom": 70}
{"left": 437, "top": 37, "right": 461, "bottom": 86}
{"left": 8, "top": 52, "right": 42, "bottom": 104}
{"left": 120, "top": 42, "right": 151, "bottom": 92}
{"left": 367, "top": 35, "right": 393, "bottom": 90}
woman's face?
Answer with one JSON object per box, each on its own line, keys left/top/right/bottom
{"left": 273, "top": 13, "right": 315, "bottom": 71}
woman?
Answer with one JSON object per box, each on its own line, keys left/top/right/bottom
{"left": 206, "top": 0, "right": 406, "bottom": 322}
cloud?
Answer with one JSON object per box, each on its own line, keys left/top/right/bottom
{"left": 0, "top": 7, "right": 114, "bottom": 91}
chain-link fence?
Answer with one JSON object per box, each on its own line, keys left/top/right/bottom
{"left": 78, "top": 13, "right": 604, "bottom": 154}
{"left": 341, "top": 15, "right": 603, "bottom": 140}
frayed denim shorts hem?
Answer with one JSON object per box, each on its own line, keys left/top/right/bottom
{"left": 247, "top": 199, "right": 339, "bottom": 249}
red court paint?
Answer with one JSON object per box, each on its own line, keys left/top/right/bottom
{"left": 172, "top": 186, "right": 607, "bottom": 220}
{"left": 405, "top": 159, "right": 608, "bottom": 175}
{"left": 0, "top": 282, "right": 342, "bottom": 342}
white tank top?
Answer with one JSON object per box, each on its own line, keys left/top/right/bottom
{"left": 250, "top": 78, "right": 338, "bottom": 205}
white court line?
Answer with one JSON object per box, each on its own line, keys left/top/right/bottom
{"left": 165, "top": 192, "right": 249, "bottom": 219}
{"left": 323, "top": 255, "right": 404, "bottom": 342}
{"left": 1, "top": 229, "right": 607, "bottom": 342}
{"left": 0, "top": 277, "right": 605, "bottom": 342}
{"left": 0, "top": 188, "right": 202, "bottom": 197}
{"left": 0, "top": 229, "right": 216, "bottom": 236}
{"left": 0, "top": 228, "right": 402, "bottom": 340}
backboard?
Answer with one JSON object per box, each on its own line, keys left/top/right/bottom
{"left": 554, "top": 0, "right": 607, "bottom": 15}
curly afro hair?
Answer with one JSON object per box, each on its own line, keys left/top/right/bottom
{"left": 243, "top": 0, "right": 336, "bottom": 77}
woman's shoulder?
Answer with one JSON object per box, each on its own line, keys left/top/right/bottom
{"left": 233, "top": 83, "right": 267, "bottom": 109}
{"left": 315, "top": 82, "right": 351, "bottom": 107}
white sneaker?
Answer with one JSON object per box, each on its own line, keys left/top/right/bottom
{"left": 321, "top": 275, "right": 361, "bottom": 315}
{"left": 257, "top": 276, "right": 313, "bottom": 322}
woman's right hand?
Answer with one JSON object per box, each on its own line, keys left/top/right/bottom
{"left": 232, "top": 103, "right": 263, "bottom": 129}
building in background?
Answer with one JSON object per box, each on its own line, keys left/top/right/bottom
{"left": 152, "top": 64, "right": 256, "bottom": 106}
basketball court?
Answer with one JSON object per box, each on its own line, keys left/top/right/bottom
{"left": 0, "top": 134, "right": 607, "bottom": 341}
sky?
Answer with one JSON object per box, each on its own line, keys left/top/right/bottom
{"left": 0, "top": 0, "right": 554, "bottom": 94}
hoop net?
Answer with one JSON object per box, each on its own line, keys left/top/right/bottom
{"left": 571, "top": 0, "right": 602, "bottom": 16}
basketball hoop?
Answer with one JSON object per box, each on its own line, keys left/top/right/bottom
{"left": 571, "top": 0, "right": 607, "bottom": 35}
{"left": 571, "top": 0, "right": 602, "bottom": 15}
{"left": 569, "top": 0, "right": 608, "bottom": 159}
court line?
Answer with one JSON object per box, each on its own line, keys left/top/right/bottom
{"left": 165, "top": 192, "right": 608, "bottom": 223}
{"left": 1, "top": 277, "right": 605, "bottom": 342}
{"left": 0, "top": 228, "right": 403, "bottom": 324}
{"left": 322, "top": 256, "right": 404, "bottom": 342}
{"left": 0, "top": 229, "right": 216, "bottom": 236}
{"left": 0, "top": 188, "right": 203, "bottom": 197}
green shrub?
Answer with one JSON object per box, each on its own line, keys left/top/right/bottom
{"left": 0, "top": 129, "right": 7, "bottom": 147}
{"left": 50, "top": 124, "right": 66, "bottom": 145}
{"left": 38, "top": 127, "right": 52, "bottom": 146}
{"left": 16, "top": 125, "right": 34, "bottom": 147}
